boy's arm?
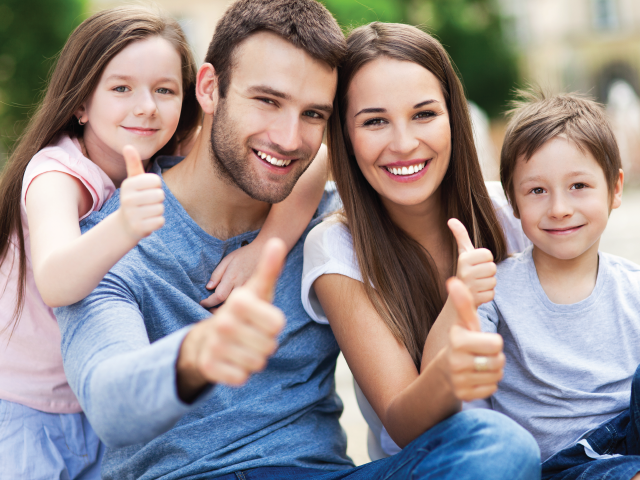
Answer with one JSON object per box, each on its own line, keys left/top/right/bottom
{"left": 26, "top": 147, "right": 164, "bottom": 308}
{"left": 201, "top": 145, "right": 328, "bottom": 308}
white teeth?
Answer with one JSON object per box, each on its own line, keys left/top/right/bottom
{"left": 386, "top": 162, "right": 426, "bottom": 176}
{"left": 256, "top": 150, "right": 292, "bottom": 167}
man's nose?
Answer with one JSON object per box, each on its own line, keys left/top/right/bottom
{"left": 268, "top": 114, "right": 303, "bottom": 153}
{"left": 133, "top": 91, "right": 158, "bottom": 117}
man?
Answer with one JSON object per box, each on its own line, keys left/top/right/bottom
{"left": 57, "top": 1, "right": 540, "bottom": 478}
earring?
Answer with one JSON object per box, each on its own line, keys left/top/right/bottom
{"left": 78, "top": 117, "right": 86, "bottom": 126}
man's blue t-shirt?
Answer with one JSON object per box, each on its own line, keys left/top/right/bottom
{"left": 55, "top": 156, "right": 352, "bottom": 479}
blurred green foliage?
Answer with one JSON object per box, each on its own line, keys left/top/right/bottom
{"left": 0, "top": 0, "right": 86, "bottom": 163}
{"left": 324, "top": 0, "right": 519, "bottom": 118}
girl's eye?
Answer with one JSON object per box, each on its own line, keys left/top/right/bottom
{"left": 571, "top": 183, "right": 587, "bottom": 190}
{"left": 362, "top": 118, "right": 386, "bottom": 127}
{"left": 156, "top": 88, "right": 173, "bottom": 95}
{"left": 531, "top": 187, "right": 545, "bottom": 195}
{"left": 113, "top": 86, "right": 129, "bottom": 93}
{"left": 414, "top": 111, "right": 436, "bottom": 120}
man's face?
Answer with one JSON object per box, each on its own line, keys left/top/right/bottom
{"left": 210, "top": 31, "right": 337, "bottom": 203}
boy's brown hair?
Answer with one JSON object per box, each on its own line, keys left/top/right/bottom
{"left": 205, "top": 0, "right": 346, "bottom": 98}
{"left": 500, "top": 89, "right": 622, "bottom": 216}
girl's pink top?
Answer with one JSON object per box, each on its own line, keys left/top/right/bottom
{"left": 0, "top": 134, "right": 115, "bottom": 413}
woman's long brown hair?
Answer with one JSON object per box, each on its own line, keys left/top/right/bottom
{"left": 0, "top": 6, "right": 200, "bottom": 338}
{"left": 327, "top": 23, "right": 507, "bottom": 369}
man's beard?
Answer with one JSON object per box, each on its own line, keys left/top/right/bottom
{"left": 210, "top": 98, "right": 313, "bottom": 204}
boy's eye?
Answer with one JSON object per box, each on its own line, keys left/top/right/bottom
{"left": 531, "top": 187, "right": 545, "bottom": 195}
{"left": 571, "top": 183, "right": 587, "bottom": 190}
{"left": 113, "top": 86, "right": 129, "bottom": 93}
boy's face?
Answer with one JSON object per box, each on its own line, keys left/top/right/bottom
{"left": 513, "top": 136, "right": 623, "bottom": 261}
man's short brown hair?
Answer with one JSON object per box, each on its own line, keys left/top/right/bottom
{"left": 500, "top": 89, "right": 622, "bottom": 216}
{"left": 205, "top": 0, "right": 346, "bottom": 98}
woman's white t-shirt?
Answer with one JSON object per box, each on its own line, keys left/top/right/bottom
{"left": 301, "top": 181, "right": 530, "bottom": 460}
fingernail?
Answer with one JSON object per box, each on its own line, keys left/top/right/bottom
{"left": 206, "top": 282, "right": 213, "bottom": 289}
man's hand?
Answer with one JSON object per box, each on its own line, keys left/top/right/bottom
{"left": 448, "top": 218, "right": 497, "bottom": 307}
{"left": 443, "top": 277, "right": 505, "bottom": 402}
{"left": 117, "top": 145, "right": 165, "bottom": 242}
{"left": 176, "top": 238, "right": 287, "bottom": 402}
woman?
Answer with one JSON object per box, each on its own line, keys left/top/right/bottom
{"left": 302, "top": 22, "right": 537, "bottom": 477}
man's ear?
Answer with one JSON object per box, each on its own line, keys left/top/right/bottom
{"left": 196, "top": 63, "right": 219, "bottom": 115}
{"left": 611, "top": 168, "right": 624, "bottom": 210}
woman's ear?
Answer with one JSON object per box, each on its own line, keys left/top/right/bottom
{"left": 196, "top": 63, "right": 219, "bottom": 116}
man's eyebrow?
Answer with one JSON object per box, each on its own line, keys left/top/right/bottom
{"left": 247, "top": 85, "right": 333, "bottom": 114}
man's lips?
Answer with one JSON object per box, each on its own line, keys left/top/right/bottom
{"left": 252, "top": 149, "right": 297, "bottom": 174}
{"left": 122, "top": 126, "right": 159, "bottom": 136}
{"left": 542, "top": 225, "right": 585, "bottom": 235}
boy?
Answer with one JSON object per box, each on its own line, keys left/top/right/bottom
{"left": 477, "top": 90, "right": 640, "bottom": 479}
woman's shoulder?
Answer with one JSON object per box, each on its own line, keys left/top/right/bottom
{"left": 306, "top": 214, "right": 353, "bottom": 253}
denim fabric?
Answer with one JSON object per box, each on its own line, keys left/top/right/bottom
{"left": 542, "top": 364, "right": 640, "bottom": 480}
{"left": 214, "top": 410, "right": 540, "bottom": 480}
{"left": 0, "top": 399, "right": 104, "bottom": 480}
{"left": 55, "top": 157, "right": 352, "bottom": 479}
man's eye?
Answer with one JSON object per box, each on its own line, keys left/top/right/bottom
{"left": 258, "top": 98, "right": 275, "bottom": 105}
{"left": 113, "top": 86, "right": 129, "bottom": 93}
{"left": 303, "top": 110, "right": 322, "bottom": 119}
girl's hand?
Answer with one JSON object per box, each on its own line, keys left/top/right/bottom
{"left": 118, "top": 145, "right": 165, "bottom": 242}
{"left": 443, "top": 277, "right": 505, "bottom": 402}
{"left": 200, "top": 240, "right": 262, "bottom": 310}
{"left": 448, "top": 218, "right": 497, "bottom": 307}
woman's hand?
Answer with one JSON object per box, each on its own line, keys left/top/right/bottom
{"left": 117, "top": 145, "right": 165, "bottom": 243}
{"left": 443, "top": 277, "right": 504, "bottom": 402}
{"left": 448, "top": 218, "right": 497, "bottom": 307}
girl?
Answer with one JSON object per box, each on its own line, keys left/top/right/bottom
{"left": 0, "top": 6, "right": 326, "bottom": 478}
{"left": 301, "top": 22, "right": 538, "bottom": 476}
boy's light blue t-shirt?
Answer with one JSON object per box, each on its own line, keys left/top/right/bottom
{"left": 477, "top": 245, "right": 640, "bottom": 462}
{"left": 54, "top": 156, "right": 352, "bottom": 479}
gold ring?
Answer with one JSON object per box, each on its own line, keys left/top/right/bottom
{"left": 474, "top": 356, "right": 489, "bottom": 372}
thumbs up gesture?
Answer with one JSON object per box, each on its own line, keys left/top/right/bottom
{"left": 117, "top": 145, "right": 165, "bottom": 242}
{"left": 444, "top": 278, "right": 505, "bottom": 401}
{"left": 176, "top": 239, "right": 287, "bottom": 400}
{"left": 448, "top": 218, "right": 497, "bottom": 307}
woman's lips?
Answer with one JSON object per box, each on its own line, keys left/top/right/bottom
{"left": 381, "top": 160, "right": 430, "bottom": 183}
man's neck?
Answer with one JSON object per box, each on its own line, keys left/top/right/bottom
{"left": 532, "top": 241, "right": 600, "bottom": 305}
{"left": 163, "top": 127, "right": 271, "bottom": 240}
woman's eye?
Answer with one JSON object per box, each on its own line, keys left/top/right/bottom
{"left": 113, "top": 86, "right": 129, "bottom": 93}
{"left": 414, "top": 111, "right": 436, "bottom": 120}
{"left": 156, "top": 87, "right": 173, "bottom": 95}
{"left": 362, "top": 118, "right": 386, "bottom": 126}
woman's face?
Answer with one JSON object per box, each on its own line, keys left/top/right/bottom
{"left": 345, "top": 57, "right": 451, "bottom": 211}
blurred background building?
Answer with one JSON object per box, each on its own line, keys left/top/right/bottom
{"left": 1, "top": 0, "right": 640, "bottom": 466}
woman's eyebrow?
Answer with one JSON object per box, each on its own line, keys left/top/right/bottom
{"left": 354, "top": 107, "right": 386, "bottom": 118}
{"left": 413, "top": 99, "right": 438, "bottom": 109}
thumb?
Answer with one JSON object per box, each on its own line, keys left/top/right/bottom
{"left": 123, "top": 145, "right": 145, "bottom": 177}
{"left": 448, "top": 218, "right": 475, "bottom": 254}
{"left": 446, "top": 277, "right": 481, "bottom": 332}
{"left": 244, "top": 238, "right": 287, "bottom": 302}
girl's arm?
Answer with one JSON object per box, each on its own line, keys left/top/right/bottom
{"left": 313, "top": 272, "right": 504, "bottom": 449}
{"left": 201, "top": 144, "right": 328, "bottom": 308}
{"left": 27, "top": 147, "right": 164, "bottom": 308}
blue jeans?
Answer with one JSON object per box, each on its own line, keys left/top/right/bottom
{"left": 0, "top": 399, "right": 104, "bottom": 480}
{"left": 542, "top": 364, "right": 640, "bottom": 480}
{"left": 213, "top": 409, "right": 540, "bottom": 480}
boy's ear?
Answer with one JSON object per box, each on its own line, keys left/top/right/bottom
{"left": 196, "top": 63, "right": 220, "bottom": 116}
{"left": 611, "top": 168, "right": 624, "bottom": 210}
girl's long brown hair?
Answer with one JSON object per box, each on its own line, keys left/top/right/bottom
{"left": 327, "top": 23, "right": 507, "bottom": 369}
{"left": 0, "top": 6, "right": 200, "bottom": 337}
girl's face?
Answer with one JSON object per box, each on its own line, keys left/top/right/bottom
{"left": 345, "top": 57, "right": 451, "bottom": 212}
{"left": 78, "top": 36, "right": 183, "bottom": 173}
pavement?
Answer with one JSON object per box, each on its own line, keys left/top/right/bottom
{"left": 335, "top": 187, "right": 640, "bottom": 466}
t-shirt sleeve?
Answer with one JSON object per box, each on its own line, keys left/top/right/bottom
{"left": 22, "top": 140, "right": 113, "bottom": 220}
{"left": 485, "top": 181, "right": 531, "bottom": 255}
{"left": 301, "top": 218, "right": 363, "bottom": 324}
{"left": 477, "top": 300, "right": 499, "bottom": 333}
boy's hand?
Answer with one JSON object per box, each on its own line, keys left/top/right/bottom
{"left": 444, "top": 278, "right": 505, "bottom": 401}
{"left": 177, "top": 239, "right": 287, "bottom": 400}
{"left": 118, "top": 145, "right": 165, "bottom": 242}
{"left": 448, "top": 218, "right": 497, "bottom": 307}
{"left": 201, "top": 240, "right": 262, "bottom": 310}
